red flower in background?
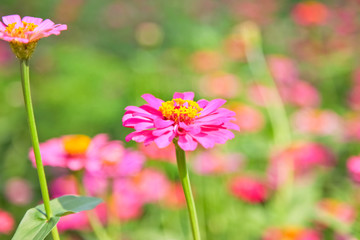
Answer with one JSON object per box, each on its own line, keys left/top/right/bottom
{"left": 229, "top": 176, "right": 268, "bottom": 204}
{"left": 0, "top": 209, "right": 14, "bottom": 235}
{"left": 292, "top": 1, "right": 329, "bottom": 26}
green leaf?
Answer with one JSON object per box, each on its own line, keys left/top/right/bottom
{"left": 12, "top": 195, "right": 102, "bottom": 240}
{"left": 37, "top": 195, "right": 103, "bottom": 217}
{"left": 12, "top": 208, "right": 60, "bottom": 240}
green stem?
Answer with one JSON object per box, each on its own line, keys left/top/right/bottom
{"left": 20, "top": 59, "right": 60, "bottom": 240}
{"left": 174, "top": 142, "right": 201, "bottom": 240}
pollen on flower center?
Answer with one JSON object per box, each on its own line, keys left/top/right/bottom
{"left": 5, "top": 21, "right": 38, "bottom": 38}
{"left": 63, "top": 135, "right": 91, "bottom": 155}
{"left": 159, "top": 98, "right": 203, "bottom": 123}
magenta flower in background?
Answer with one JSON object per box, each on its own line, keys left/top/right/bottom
{"left": 0, "top": 15, "right": 67, "bottom": 43}
{"left": 229, "top": 176, "right": 268, "bottom": 204}
{"left": 347, "top": 156, "right": 360, "bottom": 183}
{"left": 0, "top": 209, "right": 15, "bottom": 235}
{"left": 123, "top": 92, "right": 239, "bottom": 151}
{"left": 268, "top": 142, "right": 335, "bottom": 187}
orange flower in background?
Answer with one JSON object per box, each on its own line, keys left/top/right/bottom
{"left": 317, "top": 199, "right": 356, "bottom": 225}
{"left": 199, "top": 72, "right": 241, "bottom": 98}
{"left": 291, "top": 108, "right": 343, "bottom": 137}
{"left": 292, "top": 1, "right": 329, "bottom": 26}
{"left": 229, "top": 103, "right": 264, "bottom": 133}
{"left": 263, "top": 227, "right": 321, "bottom": 240}
{"left": 191, "top": 50, "right": 222, "bottom": 73}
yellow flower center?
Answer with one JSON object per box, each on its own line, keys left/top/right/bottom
{"left": 5, "top": 21, "right": 38, "bottom": 38}
{"left": 63, "top": 135, "right": 91, "bottom": 155}
{"left": 159, "top": 98, "right": 203, "bottom": 124}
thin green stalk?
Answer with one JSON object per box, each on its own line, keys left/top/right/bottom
{"left": 240, "top": 21, "right": 294, "bottom": 223}
{"left": 20, "top": 59, "right": 60, "bottom": 240}
{"left": 174, "top": 142, "right": 201, "bottom": 240}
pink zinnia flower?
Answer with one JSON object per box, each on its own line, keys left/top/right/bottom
{"left": 0, "top": 15, "right": 67, "bottom": 43}
{"left": 29, "top": 134, "right": 144, "bottom": 173}
{"left": 229, "top": 176, "right": 268, "bottom": 204}
{"left": 0, "top": 209, "right": 15, "bottom": 235}
{"left": 123, "top": 92, "right": 239, "bottom": 151}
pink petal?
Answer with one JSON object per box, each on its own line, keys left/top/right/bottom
{"left": 36, "top": 19, "right": 55, "bottom": 31}
{"left": 197, "top": 99, "right": 209, "bottom": 108}
{"left": 0, "top": 22, "right": 6, "bottom": 31}
{"left": 152, "top": 125, "right": 174, "bottom": 136}
{"left": 178, "top": 134, "right": 198, "bottom": 151}
{"left": 2, "top": 15, "right": 21, "bottom": 25}
{"left": 154, "top": 131, "right": 175, "bottom": 148}
{"left": 191, "top": 133, "right": 216, "bottom": 149}
{"left": 142, "top": 94, "right": 164, "bottom": 109}
{"left": 173, "top": 92, "right": 195, "bottom": 100}
{"left": 154, "top": 118, "right": 174, "bottom": 128}
{"left": 22, "top": 16, "right": 43, "bottom": 25}
{"left": 200, "top": 99, "right": 227, "bottom": 116}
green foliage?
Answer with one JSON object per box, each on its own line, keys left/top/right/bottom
{"left": 12, "top": 195, "right": 102, "bottom": 240}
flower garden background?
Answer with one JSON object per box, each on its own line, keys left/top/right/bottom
{"left": 1, "top": 0, "right": 360, "bottom": 239}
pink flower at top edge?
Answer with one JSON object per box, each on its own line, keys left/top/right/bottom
{"left": 229, "top": 176, "right": 268, "bottom": 204}
{"left": 0, "top": 15, "right": 67, "bottom": 43}
{"left": 123, "top": 92, "right": 239, "bottom": 151}
{"left": 0, "top": 209, "right": 15, "bottom": 234}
